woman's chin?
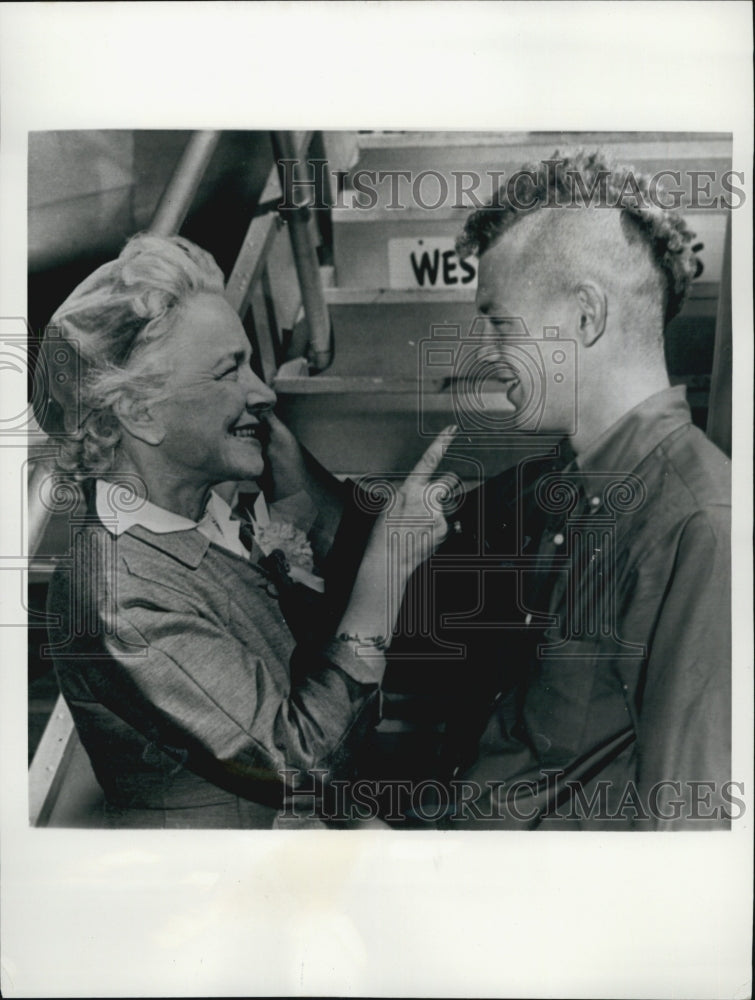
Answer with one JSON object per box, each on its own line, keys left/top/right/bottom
{"left": 223, "top": 439, "right": 265, "bottom": 480}
{"left": 238, "top": 458, "right": 265, "bottom": 481}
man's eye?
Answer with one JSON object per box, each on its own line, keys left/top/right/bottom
{"left": 218, "top": 364, "right": 239, "bottom": 380}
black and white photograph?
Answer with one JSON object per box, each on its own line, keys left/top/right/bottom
{"left": 25, "top": 128, "right": 737, "bottom": 832}
{"left": 1, "top": 3, "right": 752, "bottom": 997}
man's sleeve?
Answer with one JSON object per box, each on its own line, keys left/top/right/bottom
{"left": 636, "top": 506, "right": 732, "bottom": 828}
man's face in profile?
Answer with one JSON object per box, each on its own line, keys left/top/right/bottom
{"left": 474, "top": 228, "right": 578, "bottom": 436}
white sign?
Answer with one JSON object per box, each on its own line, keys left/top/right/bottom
{"left": 388, "top": 236, "right": 478, "bottom": 290}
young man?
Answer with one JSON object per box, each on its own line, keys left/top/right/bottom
{"left": 388, "top": 153, "right": 732, "bottom": 830}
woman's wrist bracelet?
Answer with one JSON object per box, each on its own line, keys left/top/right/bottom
{"left": 334, "top": 632, "right": 389, "bottom": 652}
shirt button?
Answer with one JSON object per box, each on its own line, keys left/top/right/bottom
{"left": 553, "top": 532, "right": 565, "bottom": 546}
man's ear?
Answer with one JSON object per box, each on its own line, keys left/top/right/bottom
{"left": 574, "top": 281, "right": 607, "bottom": 347}
{"left": 113, "top": 395, "right": 165, "bottom": 446}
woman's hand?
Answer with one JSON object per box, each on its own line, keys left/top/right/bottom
{"left": 336, "top": 426, "right": 457, "bottom": 645}
{"left": 364, "top": 425, "right": 458, "bottom": 579}
{"left": 264, "top": 410, "right": 309, "bottom": 500}
{"left": 264, "top": 410, "right": 347, "bottom": 559}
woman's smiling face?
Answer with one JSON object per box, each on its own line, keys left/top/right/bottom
{"left": 147, "top": 292, "right": 277, "bottom": 490}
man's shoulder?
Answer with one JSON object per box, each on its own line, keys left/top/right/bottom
{"left": 677, "top": 504, "right": 730, "bottom": 551}
{"left": 652, "top": 422, "right": 731, "bottom": 512}
{"left": 622, "top": 425, "right": 731, "bottom": 570}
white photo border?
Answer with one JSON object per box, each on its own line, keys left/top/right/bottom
{"left": 1, "top": 3, "right": 752, "bottom": 998}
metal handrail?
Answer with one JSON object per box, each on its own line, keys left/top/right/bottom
{"left": 149, "top": 130, "right": 222, "bottom": 236}
{"left": 272, "top": 131, "right": 333, "bottom": 372}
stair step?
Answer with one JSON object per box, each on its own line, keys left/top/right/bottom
{"left": 276, "top": 376, "right": 438, "bottom": 394}
{"left": 274, "top": 391, "right": 522, "bottom": 481}
{"left": 324, "top": 286, "right": 474, "bottom": 306}
{"left": 317, "top": 297, "right": 477, "bottom": 379}
{"left": 338, "top": 132, "right": 732, "bottom": 213}
{"left": 329, "top": 131, "right": 731, "bottom": 289}
{"left": 307, "top": 285, "right": 718, "bottom": 382}
{"left": 343, "top": 131, "right": 731, "bottom": 185}
{"left": 332, "top": 208, "right": 728, "bottom": 290}
{"left": 350, "top": 130, "right": 728, "bottom": 152}
{"left": 333, "top": 214, "right": 465, "bottom": 289}
{"left": 322, "top": 281, "right": 718, "bottom": 308}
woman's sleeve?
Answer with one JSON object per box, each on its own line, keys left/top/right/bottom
{"left": 76, "top": 571, "right": 384, "bottom": 790}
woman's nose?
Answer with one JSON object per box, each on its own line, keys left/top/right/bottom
{"left": 246, "top": 372, "right": 277, "bottom": 408}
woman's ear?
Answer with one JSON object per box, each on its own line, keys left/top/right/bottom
{"left": 113, "top": 395, "right": 165, "bottom": 446}
{"left": 575, "top": 281, "right": 607, "bottom": 347}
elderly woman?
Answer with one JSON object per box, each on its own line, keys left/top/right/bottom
{"left": 38, "top": 233, "right": 453, "bottom": 828}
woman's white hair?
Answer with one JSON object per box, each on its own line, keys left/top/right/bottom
{"left": 46, "top": 233, "right": 225, "bottom": 478}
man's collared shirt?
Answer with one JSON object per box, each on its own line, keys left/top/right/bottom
{"left": 414, "top": 384, "right": 732, "bottom": 829}
{"left": 507, "top": 386, "right": 728, "bottom": 827}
